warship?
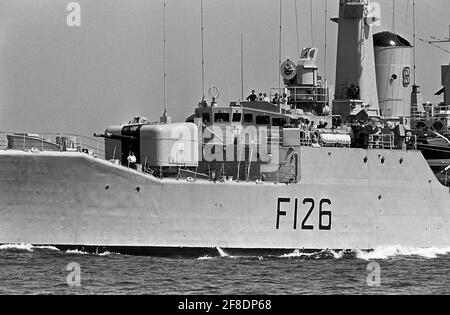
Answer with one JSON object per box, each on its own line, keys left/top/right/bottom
{"left": 0, "top": 0, "right": 449, "bottom": 256}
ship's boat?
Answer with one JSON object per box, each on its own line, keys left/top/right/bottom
{"left": 0, "top": 0, "right": 449, "bottom": 256}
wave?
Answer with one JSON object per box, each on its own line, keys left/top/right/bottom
{"left": 65, "top": 249, "right": 89, "bottom": 255}
{"left": 216, "top": 247, "right": 230, "bottom": 257}
{"left": 0, "top": 244, "right": 60, "bottom": 252}
{"left": 279, "top": 249, "right": 345, "bottom": 259}
{"left": 33, "top": 245, "right": 60, "bottom": 251}
{"left": 201, "top": 246, "right": 450, "bottom": 261}
{"left": 215, "top": 247, "right": 263, "bottom": 260}
{"left": 0, "top": 244, "right": 33, "bottom": 251}
{"left": 0, "top": 245, "right": 123, "bottom": 256}
{"left": 356, "top": 246, "right": 450, "bottom": 260}
{"left": 98, "top": 251, "right": 121, "bottom": 256}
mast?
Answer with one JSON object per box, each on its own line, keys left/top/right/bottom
{"left": 160, "top": 0, "right": 171, "bottom": 124}
{"left": 332, "top": 0, "right": 380, "bottom": 118}
{"left": 278, "top": 0, "right": 282, "bottom": 112}
{"left": 412, "top": 0, "right": 416, "bottom": 86}
{"left": 241, "top": 33, "right": 244, "bottom": 101}
{"left": 310, "top": 0, "right": 314, "bottom": 46}
{"left": 163, "top": 0, "right": 167, "bottom": 114}
{"left": 324, "top": 0, "right": 328, "bottom": 84}
{"left": 295, "top": 0, "right": 300, "bottom": 56}
{"left": 200, "top": 0, "right": 206, "bottom": 102}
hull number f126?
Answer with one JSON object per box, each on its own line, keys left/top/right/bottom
{"left": 276, "top": 198, "right": 332, "bottom": 230}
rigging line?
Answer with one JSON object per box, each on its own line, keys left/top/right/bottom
{"left": 418, "top": 38, "right": 450, "bottom": 54}
{"left": 381, "top": 2, "right": 446, "bottom": 34}
{"left": 294, "top": 0, "right": 300, "bottom": 56}
{"left": 200, "top": 0, "right": 205, "bottom": 101}
{"left": 310, "top": 0, "right": 314, "bottom": 46}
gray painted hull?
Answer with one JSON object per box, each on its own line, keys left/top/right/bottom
{"left": 0, "top": 147, "right": 449, "bottom": 250}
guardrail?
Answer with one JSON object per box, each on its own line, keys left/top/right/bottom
{"left": 368, "top": 134, "right": 417, "bottom": 150}
{"left": 269, "top": 86, "right": 328, "bottom": 105}
{"left": 0, "top": 132, "right": 105, "bottom": 159}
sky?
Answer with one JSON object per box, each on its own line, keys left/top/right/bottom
{"left": 0, "top": 0, "right": 449, "bottom": 135}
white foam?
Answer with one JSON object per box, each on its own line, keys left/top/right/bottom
{"left": 65, "top": 249, "right": 89, "bottom": 255}
{"left": 216, "top": 247, "right": 230, "bottom": 257}
{"left": 97, "top": 251, "right": 121, "bottom": 256}
{"left": 280, "top": 249, "right": 345, "bottom": 259}
{"left": 280, "top": 249, "right": 316, "bottom": 258}
{"left": 197, "top": 255, "right": 215, "bottom": 260}
{"left": 356, "top": 246, "right": 450, "bottom": 260}
{"left": 0, "top": 243, "right": 33, "bottom": 251}
{"left": 329, "top": 250, "right": 345, "bottom": 259}
{"left": 33, "top": 245, "right": 60, "bottom": 251}
{"left": 0, "top": 244, "right": 61, "bottom": 252}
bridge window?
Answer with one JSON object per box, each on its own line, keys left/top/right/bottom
{"left": 232, "top": 113, "right": 242, "bottom": 122}
{"left": 256, "top": 115, "right": 270, "bottom": 125}
{"left": 214, "top": 112, "right": 230, "bottom": 122}
{"left": 272, "top": 118, "right": 287, "bottom": 127}
{"left": 244, "top": 114, "right": 253, "bottom": 123}
{"left": 202, "top": 113, "right": 211, "bottom": 123}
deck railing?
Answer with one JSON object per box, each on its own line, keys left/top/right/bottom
{"left": 368, "top": 133, "right": 417, "bottom": 150}
{"left": 0, "top": 132, "right": 105, "bottom": 159}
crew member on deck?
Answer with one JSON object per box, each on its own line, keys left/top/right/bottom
{"left": 127, "top": 152, "right": 137, "bottom": 169}
{"left": 247, "top": 90, "right": 257, "bottom": 102}
{"left": 263, "top": 93, "right": 270, "bottom": 102}
{"left": 280, "top": 93, "right": 289, "bottom": 110}
{"left": 318, "top": 119, "right": 328, "bottom": 129}
{"left": 272, "top": 93, "right": 280, "bottom": 104}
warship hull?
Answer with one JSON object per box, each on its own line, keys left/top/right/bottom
{"left": 1, "top": 148, "right": 449, "bottom": 254}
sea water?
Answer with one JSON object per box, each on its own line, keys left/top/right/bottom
{"left": 0, "top": 244, "right": 449, "bottom": 295}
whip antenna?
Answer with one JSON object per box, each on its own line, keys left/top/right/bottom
{"left": 294, "top": 0, "right": 300, "bottom": 56}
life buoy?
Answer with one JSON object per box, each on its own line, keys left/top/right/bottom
{"left": 311, "top": 131, "right": 320, "bottom": 144}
